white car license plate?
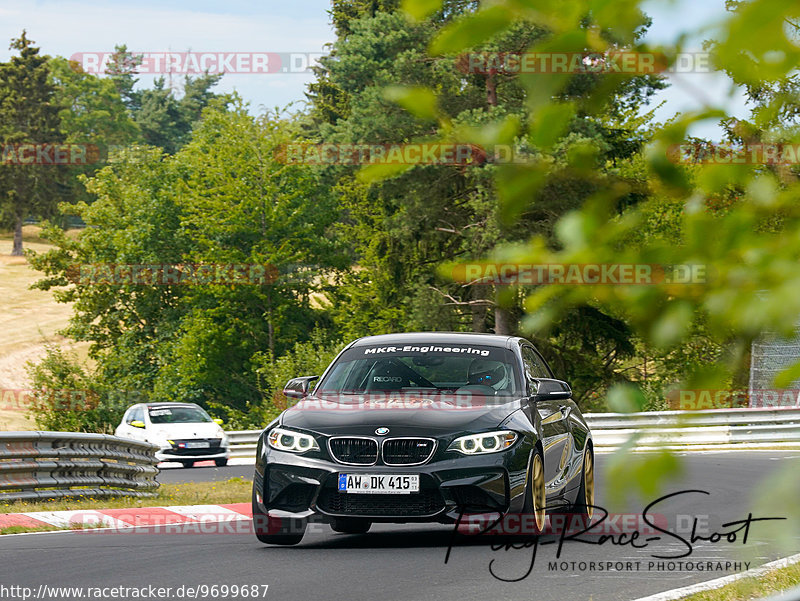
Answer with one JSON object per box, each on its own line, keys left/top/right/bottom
{"left": 338, "top": 474, "right": 419, "bottom": 494}
{"left": 186, "top": 441, "right": 210, "bottom": 449}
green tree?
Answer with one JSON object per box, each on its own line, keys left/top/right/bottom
{"left": 101, "top": 45, "right": 228, "bottom": 155}
{"left": 306, "top": 4, "right": 663, "bottom": 403}
{"left": 29, "top": 145, "right": 189, "bottom": 419}
{"left": 48, "top": 56, "right": 140, "bottom": 213}
{"left": 0, "top": 32, "right": 63, "bottom": 255}
{"left": 29, "top": 102, "right": 345, "bottom": 426}
{"left": 134, "top": 75, "right": 227, "bottom": 154}
{"left": 134, "top": 78, "right": 184, "bottom": 153}
{"left": 157, "top": 102, "right": 345, "bottom": 406}
{"left": 386, "top": 0, "right": 800, "bottom": 519}
{"left": 49, "top": 57, "right": 139, "bottom": 147}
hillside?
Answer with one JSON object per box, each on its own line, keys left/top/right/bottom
{"left": 0, "top": 227, "right": 87, "bottom": 430}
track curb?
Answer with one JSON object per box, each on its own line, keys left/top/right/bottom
{"left": 0, "top": 502, "right": 252, "bottom": 532}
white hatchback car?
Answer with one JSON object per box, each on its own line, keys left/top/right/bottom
{"left": 115, "top": 402, "right": 230, "bottom": 467}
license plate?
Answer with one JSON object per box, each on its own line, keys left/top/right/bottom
{"left": 185, "top": 441, "right": 210, "bottom": 449}
{"left": 338, "top": 474, "right": 420, "bottom": 494}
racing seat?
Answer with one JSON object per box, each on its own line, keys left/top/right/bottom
{"left": 364, "top": 360, "right": 411, "bottom": 391}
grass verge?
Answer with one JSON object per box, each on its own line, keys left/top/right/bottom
{"left": 683, "top": 561, "right": 800, "bottom": 601}
{"left": 0, "top": 477, "right": 252, "bottom": 515}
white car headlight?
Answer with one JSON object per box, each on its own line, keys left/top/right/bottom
{"left": 447, "top": 430, "right": 517, "bottom": 455}
{"left": 267, "top": 427, "right": 319, "bottom": 453}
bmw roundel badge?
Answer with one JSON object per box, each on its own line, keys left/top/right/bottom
{"left": 375, "top": 427, "right": 390, "bottom": 435}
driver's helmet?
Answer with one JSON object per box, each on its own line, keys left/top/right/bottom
{"left": 467, "top": 359, "right": 509, "bottom": 389}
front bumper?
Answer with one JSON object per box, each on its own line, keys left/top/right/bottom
{"left": 155, "top": 446, "right": 230, "bottom": 462}
{"left": 253, "top": 442, "right": 530, "bottom": 525}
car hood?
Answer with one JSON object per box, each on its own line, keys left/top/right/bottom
{"left": 279, "top": 394, "right": 524, "bottom": 436}
{"left": 149, "top": 422, "right": 224, "bottom": 439}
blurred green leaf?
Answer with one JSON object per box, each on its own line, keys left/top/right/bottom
{"left": 401, "top": 0, "right": 443, "bottom": 21}
{"left": 357, "top": 161, "right": 414, "bottom": 183}
{"left": 774, "top": 360, "right": 800, "bottom": 388}
{"left": 650, "top": 301, "right": 694, "bottom": 349}
{"left": 495, "top": 164, "right": 548, "bottom": 223}
{"left": 606, "top": 383, "right": 648, "bottom": 413}
{"left": 605, "top": 448, "right": 684, "bottom": 506}
{"left": 529, "top": 102, "right": 575, "bottom": 150}
{"left": 429, "top": 5, "right": 513, "bottom": 55}
{"left": 383, "top": 85, "right": 439, "bottom": 121}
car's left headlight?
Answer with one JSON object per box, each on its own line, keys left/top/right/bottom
{"left": 447, "top": 430, "right": 517, "bottom": 455}
{"left": 267, "top": 427, "right": 319, "bottom": 453}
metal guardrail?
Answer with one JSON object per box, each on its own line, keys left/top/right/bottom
{"left": 587, "top": 407, "right": 800, "bottom": 450}
{"left": 224, "top": 407, "right": 800, "bottom": 456}
{"left": 227, "top": 430, "right": 260, "bottom": 458}
{"left": 0, "top": 432, "right": 160, "bottom": 502}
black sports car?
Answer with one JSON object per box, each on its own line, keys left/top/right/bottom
{"left": 252, "top": 332, "right": 594, "bottom": 545}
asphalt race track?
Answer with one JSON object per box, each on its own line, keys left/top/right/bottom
{"left": 2, "top": 452, "right": 798, "bottom": 601}
{"left": 156, "top": 462, "right": 254, "bottom": 483}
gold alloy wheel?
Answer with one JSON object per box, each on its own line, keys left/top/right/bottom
{"left": 583, "top": 448, "right": 595, "bottom": 519}
{"left": 532, "top": 453, "right": 546, "bottom": 531}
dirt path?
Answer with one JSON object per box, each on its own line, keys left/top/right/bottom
{"left": 0, "top": 343, "right": 55, "bottom": 430}
{"left": 0, "top": 231, "right": 82, "bottom": 430}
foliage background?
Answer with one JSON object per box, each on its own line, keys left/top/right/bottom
{"left": 0, "top": 0, "right": 796, "bottom": 436}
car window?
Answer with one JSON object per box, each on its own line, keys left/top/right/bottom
{"left": 521, "top": 346, "right": 551, "bottom": 379}
{"left": 317, "top": 344, "right": 522, "bottom": 396}
{"left": 147, "top": 406, "right": 212, "bottom": 424}
{"left": 126, "top": 406, "right": 144, "bottom": 423}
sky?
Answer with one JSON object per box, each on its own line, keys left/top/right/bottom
{"left": 0, "top": 0, "right": 748, "bottom": 139}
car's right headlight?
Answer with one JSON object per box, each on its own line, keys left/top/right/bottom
{"left": 447, "top": 430, "right": 517, "bottom": 455}
{"left": 267, "top": 427, "right": 319, "bottom": 453}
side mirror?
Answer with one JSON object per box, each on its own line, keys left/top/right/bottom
{"left": 213, "top": 418, "right": 224, "bottom": 426}
{"left": 529, "top": 378, "right": 572, "bottom": 402}
{"left": 130, "top": 420, "right": 146, "bottom": 428}
{"left": 283, "top": 376, "right": 320, "bottom": 399}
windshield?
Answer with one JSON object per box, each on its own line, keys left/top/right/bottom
{"left": 316, "top": 343, "right": 522, "bottom": 397}
{"left": 147, "top": 406, "right": 212, "bottom": 424}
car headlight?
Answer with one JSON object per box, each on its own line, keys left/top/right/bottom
{"left": 267, "top": 427, "right": 319, "bottom": 453}
{"left": 447, "top": 430, "right": 517, "bottom": 455}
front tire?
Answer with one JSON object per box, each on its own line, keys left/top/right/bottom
{"left": 215, "top": 458, "right": 228, "bottom": 467}
{"left": 252, "top": 488, "right": 305, "bottom": 545}
{"left": 521, "top": 449, "right": 546, "bottom": 536}
{"left": 181, "top": 460, "right": 195, "bottom": 468}
{"left": 566, "top": 444, "right": 594, "bottom": 532}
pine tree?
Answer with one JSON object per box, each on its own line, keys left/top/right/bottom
{"left": 0, "top": 32, "right": 63, "bottom": 255}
